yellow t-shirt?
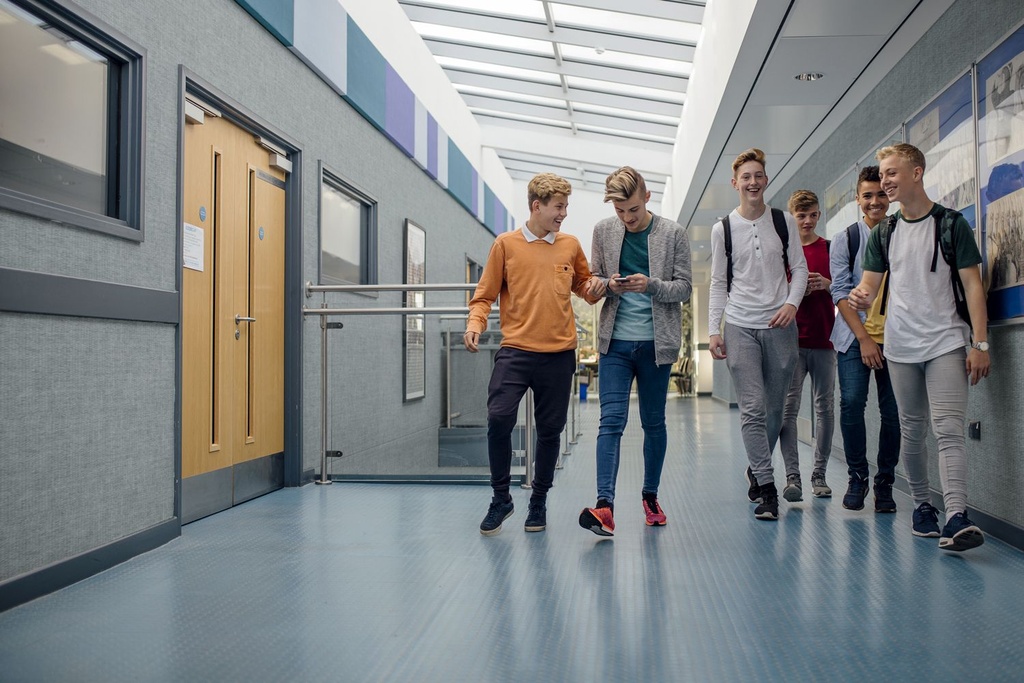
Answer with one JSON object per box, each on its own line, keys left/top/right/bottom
{"left": 862, "top": 271, "right": 887, "bottom": 344}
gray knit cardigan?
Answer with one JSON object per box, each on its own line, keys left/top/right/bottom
{"left": 589, "top": 214, "right": 692, "bottom": 366}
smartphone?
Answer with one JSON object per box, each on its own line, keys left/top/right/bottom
{"left": 613, "top": 277, "right": 630, "bottom": 283}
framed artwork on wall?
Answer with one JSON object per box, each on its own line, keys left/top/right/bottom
{"left": 824, "top": 166, "right": 859, "bottom": 240}
{"left": 404, "top": 219, "right": 426, "bottom": 401}
{"left": 905, "top": 70, "right": 977, "bottom": 230}
{"left": 977, "top": 22, "right": 1024, "bottom": 321}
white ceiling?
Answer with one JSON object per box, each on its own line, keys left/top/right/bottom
{"left": 398, "top": 0, "right": 955, "bottom": 283}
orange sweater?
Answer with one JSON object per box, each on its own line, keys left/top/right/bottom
{"left": 467, "top": 229, "right": 598, "bottom": 352}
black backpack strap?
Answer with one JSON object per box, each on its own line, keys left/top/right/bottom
{"left": 937, "top": 208, "right": 972, "bottom": 327}
{"left": 878, "top": 215, "right": 897, "bottom": 316}
{"left": 846, "top": 222, "right": 860, "bottom": 275}
{"left": 770, "top": 208, "right": 790, "bottom": 279}
{"left": 722, "top": 215, "right": 733, "bottom": 294}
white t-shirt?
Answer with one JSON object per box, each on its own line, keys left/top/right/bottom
{"left": 864, "top": 208, "right": 979, "bottom": 363}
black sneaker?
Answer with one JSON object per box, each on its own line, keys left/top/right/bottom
{"left": 525, "top": 499, "right": 546, "bottom": 532}
{"left": 939, "top": 512, "right": 984, "bottom": 551}
{"left": 912, "top": 502, "right": 941, "bottom": 537}
{"left": 874, "top": 481, "right": 897, "bottom": 513}
{"left": 480, "top": 499, "right": 514, "bottom": 536}
{"left": 754, "top": 482, "right": 779, "bottom": 520}
{"left": 745, "top": 466, "right": 762, "bottom": 503}
{"left": 842, "top": 475, "right": 869, "bottom": 510}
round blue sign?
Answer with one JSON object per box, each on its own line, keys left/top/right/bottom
{"left": 199, "top": 206, "right": 206, "bottom": 222}
{"left": 259, "top": 226, "right": 265, "bottom": 240}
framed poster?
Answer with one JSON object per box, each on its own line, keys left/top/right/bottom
{"left": 906, "top": 71, "right": 977, "bottom": 229}
{"left": 978, "top": 21, "right": 1024, "bottom": 321}
{"left": 403, "top": 220, "right": 426, "bottom": 401}
{"left": 823, "top": 166, "right": 859, "bottom": 240}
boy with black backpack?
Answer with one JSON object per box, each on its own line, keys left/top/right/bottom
{"left": 829, "top": 166, "right": 901, "bottom": 513}
{"left": 850, "top": 143, "right": 990, "bottom": 552}
{"left": 709, "top": 148, "right": 808, "bottom": 521}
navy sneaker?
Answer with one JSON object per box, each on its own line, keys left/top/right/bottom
{"left": 939, "top": 512, "right": 984, "bottom": 551}
{"left": 480, "top": 499, "right": 514, "bottom": 536}
{"left": 754, "top": 482, "right": 779, "bottom": 521}
{"left": 746, "top": 466, "right": 762, "bottom": 504}
{"left": 842, "top": 476, "right": 869, "bottom": 510}
{"left": 874, "top": 481, "right": 897, "bottom": 513}
{"left": 912, "top": 502, "right": 941, "bottom": 538}
{"left": 782, "top": 474, "right": 803, "bottom": 502}
{"left": 524, "top": 499, "right": 546, "bottom": 532}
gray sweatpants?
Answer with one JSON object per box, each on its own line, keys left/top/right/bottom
{"left": 887, "top": 348, "right": 969, "bottom": 514}
{"left": 780, "top": 348, "right": 836, "bottom": 478}
{"left": 724, "top": 322, "right": 799, "bottom": 486}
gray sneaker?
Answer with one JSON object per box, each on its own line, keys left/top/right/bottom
{"left": 811, "top": 472, "right": 832, "bottom": 498}
{"left": 782, "top": 474, "right": 803, "bottom": 502}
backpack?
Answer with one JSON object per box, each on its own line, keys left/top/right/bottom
{"left": 722, "top": 207, "right": 789, "bottom": 293}
{"left": 845, "top": 222, "right": 861, "bottom": 276}
{"left": 876, "top": 208, "right": 971, "bottom": 326}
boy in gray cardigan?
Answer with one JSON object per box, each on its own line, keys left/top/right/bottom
{"left": 579, "top": 167, "right": 692, "bottom": 536}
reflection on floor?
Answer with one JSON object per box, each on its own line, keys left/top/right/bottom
{"left": 2, "top": 396, "right": 1023, "bottom": 682}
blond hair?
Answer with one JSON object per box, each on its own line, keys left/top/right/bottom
{"left": 788, "top": 189, "right": 819, "bottom": 214}
{"left": 527, "top": 173, "right": 572, "bottom": 210}
{"left": 877, "top": 143, "right": 926, "bottom": 173}
{"left": 732, "top": 148, "right": 767, "bottom": 176}
{"left": 603, "top": 166, "right": 648, "bottom": 203}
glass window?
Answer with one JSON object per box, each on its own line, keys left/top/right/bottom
{"left": 0, "top": 0, "right": 145, "bottom": 239}
{"left": 320, "top": 167, "right": 377, "bottom": 285}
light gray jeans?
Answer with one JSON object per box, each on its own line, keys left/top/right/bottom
{"left": 887, "top": 348, "right": 969, "bottom": 514}
{"left": 724, "top": 322, "right": 799, "bottom": 486}
{"left": 780, "top": 348, "right": 836, "bottom": 478}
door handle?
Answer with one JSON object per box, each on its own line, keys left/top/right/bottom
{"left": 235, "top": 315, "right": 256, "bottom": 325}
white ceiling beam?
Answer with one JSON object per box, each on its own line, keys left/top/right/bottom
{"left": 480, "top": 122, "right": 673, "bottom": 174}
{"left": 447, "top": 71, "right": 683, "bottom": 117}
{"left": 401, "top": 4, "right": 694, "bottom": 60}
{"left": 424, "top": 39, "right": 689, "bottom": 91}
{"left": 470, "top": 104, "right": 679, "bottom": 139}
{"left": 548, "top": 0, "right": 705, "bottom": 24}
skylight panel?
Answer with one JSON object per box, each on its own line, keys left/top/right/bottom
{"left": 437, "top": 55, "right": 561, "bottom": 84}
{"left": 468, "top": 108, "right": 572, "bottom": 129}
{"left": 415, "top": 0, "right": 546, "bottom": 21}
{"left": 576, "top": 122, "right": 676, "bottom": 144}
{"left": 567, "top": 75, "right": 685, "bottom": 104}
{"left": 455, "top": 84, "right": 568, "bottom": 108}
{"left": 570, "top": 101, "right": 680, "bottom": 126}
{"left": 550, "top": 4, "right": 701, "bottom": 43}
{"left": 559, "top": 44, "right": 691, "bottom": 77}
{"left": 411, "top": 21, "right": 553, "bottom": 55}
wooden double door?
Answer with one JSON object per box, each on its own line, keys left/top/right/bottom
{"left": 181, "top": 103, "right": 286, "bottom": 522}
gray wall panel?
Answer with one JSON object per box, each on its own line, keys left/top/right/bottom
{"left": 0, "top": 314, "right": 175, "bottom": 582}
{"left": 770, "top": 0, "right": 1024, "bottom": 529}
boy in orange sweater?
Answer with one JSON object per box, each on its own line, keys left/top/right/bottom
{"left": 466, "top": 173, "right": 603, "bottom": 535}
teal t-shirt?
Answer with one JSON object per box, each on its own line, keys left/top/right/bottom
{"left": 612, "top": 218, "right": 654, "bottom": 341}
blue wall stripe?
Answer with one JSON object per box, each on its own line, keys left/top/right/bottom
{"left": 235, "top": 0, "right": 294, "bottom": 46}
{"left": 345, "top": 18, "right": 386, "bottom": 128}
{"left": 237, "top": 1, "right": 511, "bottom": 234}
{"left": 384, "top": 65, "right": 416, "bottom": 156}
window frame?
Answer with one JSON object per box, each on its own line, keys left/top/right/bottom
{"left": 0, "top": 0, "right": 146, "bottom": 241}
{"left": 317, "top": 162, "right": 378, "bottom": 287}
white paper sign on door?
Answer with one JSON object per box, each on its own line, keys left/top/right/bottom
{"left": 183, "top": 223, "right": 204, "bottom": 272}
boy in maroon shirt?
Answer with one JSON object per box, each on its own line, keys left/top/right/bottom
{"left": 779, "top": 190, "right": 836, "bottom": 501}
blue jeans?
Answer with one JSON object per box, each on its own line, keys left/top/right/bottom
{"left": 836, "top": 340, "right": 900, "bottom": 484}
{"left": 595, "top": 340, "right": 672, "bottom": 504}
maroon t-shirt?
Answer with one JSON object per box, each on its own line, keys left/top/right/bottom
{"left": 797, "top": 237, "right": 834, "bottom": 349}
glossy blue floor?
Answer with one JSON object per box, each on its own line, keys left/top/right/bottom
{"left": 2, "top": 396, "right": 1023, "bottom": 682}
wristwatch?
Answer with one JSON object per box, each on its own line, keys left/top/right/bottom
{"left": 972, "top": 341, "right": 990, "bottom": 352}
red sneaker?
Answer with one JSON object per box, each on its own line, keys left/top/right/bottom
{"left": 642, "top": 496, "right": 667, "bottom": 526}
{"left": 579, "top": 503, "right": 615, "bottom": 536}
